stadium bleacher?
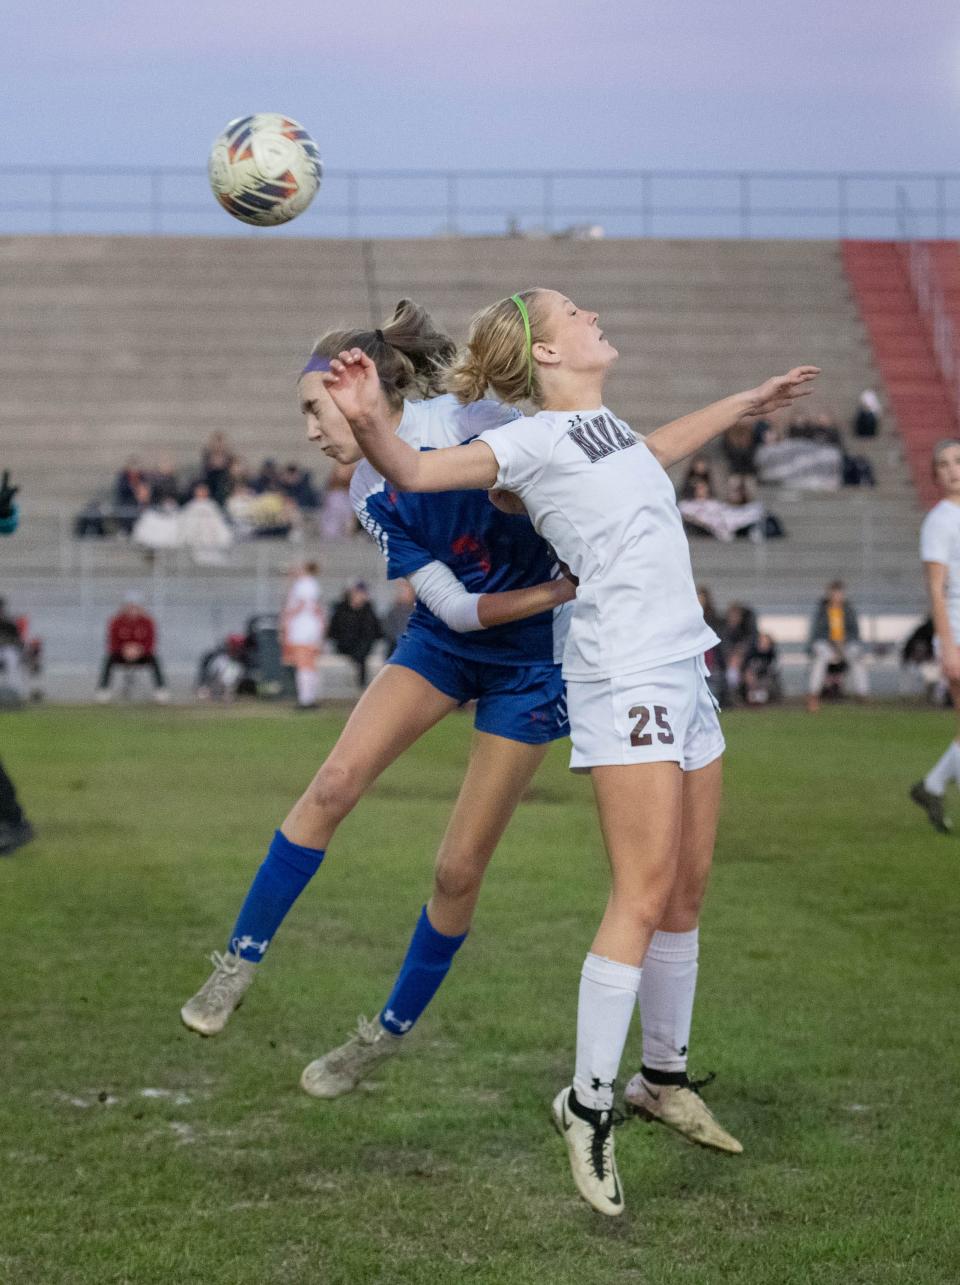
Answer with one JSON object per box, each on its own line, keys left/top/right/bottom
{"left": 0, "top": 235, "right": 935, "bottom": 697}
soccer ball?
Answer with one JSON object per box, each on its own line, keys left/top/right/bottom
{"left": 208, "top": 114, "right": 322, "bottom": 227}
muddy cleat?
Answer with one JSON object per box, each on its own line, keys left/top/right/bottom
{"left": 551, "top": 1086, "right": 625, "bottom": 1217}
{"left": 624, "top": 1071, "right": 743, "bottom": 1154}
{"left": 909, "top": 781, "right": 953, "bottom": 835}
{"left": 180, "top": 950, "right": 257, "bottom": 1036}
{"left": 300, "top": 1015, "right": 403, "bottom": 1099}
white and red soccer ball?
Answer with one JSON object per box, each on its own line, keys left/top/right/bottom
{"left": 208, "top": 114, "right": 322, "bottom": 227}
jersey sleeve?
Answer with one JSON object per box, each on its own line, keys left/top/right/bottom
{"left": 478, "top": 417, "right": 551, "bottom": 495}
{"left": 921, "top": 508, "right": 951, "bottom": 564}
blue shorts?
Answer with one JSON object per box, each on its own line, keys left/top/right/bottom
{"left": 389, "top": 635, "right": 569, "bottom": 745}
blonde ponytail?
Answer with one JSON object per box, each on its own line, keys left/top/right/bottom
{"left": 444, "top": 290, "right": 545, "bottom": 406}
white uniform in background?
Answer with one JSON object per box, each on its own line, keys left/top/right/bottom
{"left": 282, "top": 573, "right": 326, "bottom": 707}
{"left": 479, "top": 405, "right": 723, "bottom": 771}
{"left": 920, "top": 499, "right": 960, "bottom": 641}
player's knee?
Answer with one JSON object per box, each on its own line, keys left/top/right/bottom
{"left": 433, "top": 852, "right": 485, "bottom": 904}
{"left": 307, "top": 761, "right": 363, "bottom": 821}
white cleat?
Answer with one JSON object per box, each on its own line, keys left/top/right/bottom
{"left": 551, "top": 1086, "right": 625, "bottom": 1218}
{"left": 300, "top": 1015, "right": 404, "bottom": 1099}
{"left": 154, "top": 688, "right": 171, "bottom": 704}
{"left": 95, "top": 688, "right": 112, "bottom": 704}
{"left": 180, "top": 950, "right": 257, "bottom": 1036}
{"left": 624, "top": 1072, "right": 743, "bottom": 1154}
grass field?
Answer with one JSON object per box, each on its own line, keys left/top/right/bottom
{"left": 2, "top": 704, "right": 959, "bottom": 1284}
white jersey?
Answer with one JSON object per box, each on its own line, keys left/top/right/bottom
{"left": 920, "top": 500, "right": 960, "bottom": 606}
{"left": 479, "top": 406, "right": 719, "bottom": 681}
{"left": 283, "top": 574, "right": 325, "bottom": 648}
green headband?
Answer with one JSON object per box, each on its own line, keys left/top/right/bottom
{"left": 510, "top": 293, "right": 534, "bottom": 396}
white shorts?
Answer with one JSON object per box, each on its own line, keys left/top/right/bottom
{"left": 567, "top": 655, "right": 725, "bottom": 773}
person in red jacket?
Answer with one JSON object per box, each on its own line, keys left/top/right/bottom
{"left": 96, "top": 594, "right": 169, "bottom": 702}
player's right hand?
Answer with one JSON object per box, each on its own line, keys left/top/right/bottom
{"left": 321, "top": 350, "right": 383, "bottom": 426}
{"left": 0, "top": 470, "right": 19, "bottom": 519}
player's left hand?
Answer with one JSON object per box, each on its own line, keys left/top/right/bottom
{"left": 0, "top": 470, "right": 19, "bottom": 519}
{"left": 745, "top": 366, "right": 821, "bottom": 417}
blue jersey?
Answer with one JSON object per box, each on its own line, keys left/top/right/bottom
{"left": 350, "top": 395, "right": 562, "bottom": 667}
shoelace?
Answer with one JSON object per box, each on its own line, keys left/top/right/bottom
{"left": 589, "top": 1107, "right": 626, "bottom": 1181}
{"left": 204, "top": 950, "right": 242, "bottom": 1004}
{"left": 685, "top": 1071, "right": 716, "bottom": 1096}
{"left": 351, "top": 1015, "right": 383, "bottom": 1046}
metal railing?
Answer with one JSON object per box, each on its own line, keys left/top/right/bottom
{"left": 2, "top": 166, "right": 960, "bottom": 239}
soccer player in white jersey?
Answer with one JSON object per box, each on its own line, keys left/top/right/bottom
{"left": 911, "top": 439, "right": 960, "bottom": 833}
{"left": 322, "top": 289, "right": 818, "bottom": 1217}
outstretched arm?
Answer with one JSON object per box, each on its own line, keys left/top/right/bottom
{"left": 645, "top": 367, "right": 820, "bottom": 470}
{"left": 322, "top": 350, "right": 498, "bottom": 492}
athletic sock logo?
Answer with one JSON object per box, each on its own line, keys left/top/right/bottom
{"left": 381, "top": 1008, "right": 413, "bottom": 1034}
{"left": 235, "top": 934, "right": 269, "bottom": 956}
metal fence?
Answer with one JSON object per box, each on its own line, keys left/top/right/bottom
{"left": 2, "top": 167, "right": 960, "bottom": 239}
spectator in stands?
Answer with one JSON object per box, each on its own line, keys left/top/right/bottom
{"left": 721, "top": 601, "right": 758, "bottom": 701}
{"left": 679, "top": 455, "right": 715, "bottom": 501}
{"left": 131, "top": 496, "right": 181, "bottom": 556}
{"left": 279, "top": 463, "right": 322, "bottom": 511}
{"left": 0, "top": 596, "right": 24, "bottom": 700}
{"left": 680, "top": 477, "right": 766, "bottom": 542}
{"left": 697, "top": 585, "right": 725, "bottom": 704}
{"left": 148, "top": 455, "right": 181, "bottom": 506}
{"left": 806, "top": 580, "right": 869, "bottom": 712}
{"left": 179, "top": 482, "right": 233, "bottom": 564}
{"left": 741, "top": 631, "right": 782, "bottom": 705}
{"left": 202, "top": 432, "right": 235, "bottom": 506}
{"left": 852, "top": 389, "right": 882, "bottom": 439}
{"left": 725, "top": 475, "right": 784, "bottom": 539}
{"left": 328, "top": 581, "right": 383, "bottom": 688}
{"left": 722, "top": 417, "right": 759, "bottom": 489}
{"left": 254, "top": 458, "right": 282, "bottom": 495}
{"left": 320, "top": 461, "right": 359, "bottom": 539}
{"left": 114, "top": 456, "right": 146, "bottom": 510}
{"left": 96, "top": 593, "right": 169, "bottom": 703}
{"left": 383, "top": 579, "right": 416, "bottom": 654}
{"left": 901, "top": 617, "right": 946, "bottom": 704}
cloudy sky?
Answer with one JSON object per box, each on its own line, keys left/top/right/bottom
{"left": 4, "top": 1, "right": 959, "bottom": 173}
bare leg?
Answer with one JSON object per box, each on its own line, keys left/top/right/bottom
{"left": 658, "top": 757, "right": 723, "bottom": 933}
{"left": 426, "top": 732, "right": 550, "bottom": 936}
{"left": 282, "top": 663, "right": 459, "bottom": 848}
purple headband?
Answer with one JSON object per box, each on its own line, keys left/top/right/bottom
{"left": 301, "top": 353, "right": 332, "bottom": 377}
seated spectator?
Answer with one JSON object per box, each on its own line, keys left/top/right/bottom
{"left": 96, "top": 594, "right": 169, "bottom": 703}
{"left": 279, "top": 463, "right": 322, "bottom": 511}
{"left": 254, "top": 458, "right": 282, "bottom": 495}
{"left": 852, "top": 389, "right": 882, "bottom": 439}
{"left": 383, "top": 580, "right": 416, "bottom": 654}
{"left": 320, "top": 462, "right": 359, "bottom": 539}
{"left": 679, "top": 478, "right": 766, "bottom": 542}
{"left": 756, "top": 432, "right": 842, "bottom": 491}
{"left": 132, "top": 497, "right": 181, "bottom": 554}
{"left": 150, "top": 455, "right": 182, "bottom": 506}
{"left": 202, "top": 432, "right": 235, "bottom": 506}
{"left": 841, "top": 445, "right": 876, "bottom": 488}
{"left": 725, "top": 476, "right": 784, "bottom": 539}
{"left": 697, "top": 585, "right": 725, "bottom": 705}
{"left": 679, "top": 455, "right": 715, "bottom": 501}
{"left": 721, "top": 601, "right": 758, "bottom": 700}
{"left": 722, "top": 418, "right": 759, "bottom": 484}
{"left": 179, "top": 482, "right": 234, "bottom": 564}
{"left": 114, "top": 456, "right": 146, "bottom": 510}
{"left": 0, "top": 597, "right": 24, "bottom": 700}
{"left": 328, "top": 581, "right": 383, "bottom": 688}
{"left": 247, "top": 487, "right": 301, "bottom": 539}
{"left": 741, "top": 631, "right": 782, "bottom": 705}
{"left": 806, "top": 580, "right": 869, "bottom": 712}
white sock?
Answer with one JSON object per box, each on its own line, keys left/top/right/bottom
{"left": 296, "top": 669, "right": 319, "bottom": 706}
{"left": 639, "top": 929, "right": 699, "bottom": 1073}
{"left": 924, "top": 740, "right": 960, "bottom": 795}
{"left": 573, "top": 953, "right": 643, "bottom": 1111}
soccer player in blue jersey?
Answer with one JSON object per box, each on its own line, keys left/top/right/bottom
{"left": 181, "top": 302, "right": 575, "bottom": 1098}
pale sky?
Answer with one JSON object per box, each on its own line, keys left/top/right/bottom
{"left": 4, "top": 1, "right": 959, "bottom": 173}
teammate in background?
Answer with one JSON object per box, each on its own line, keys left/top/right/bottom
{"left": 322, "top": 292, "right": 817, "bottom": 1216}
{"left": 281, "top": 561, "right": 326, "bottom": 710}
{"left": 0, "top": 471, "right": 36, "bottom": 856}
{"left": 911, "top": 439, "right": 960, "bottom": 834}
{"left": 181, "top": 303, "right": 575, "bottom": 1101}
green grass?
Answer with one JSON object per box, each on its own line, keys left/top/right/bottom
{"left": 2, "top": 704, "right": 959, "bottom": 1284}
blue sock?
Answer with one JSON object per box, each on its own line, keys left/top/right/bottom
{"left": 229, "top": 830, "right": 325, "bottom": 962}
{"left": 380, "top": 906, "right": 467, "bottom": 1035}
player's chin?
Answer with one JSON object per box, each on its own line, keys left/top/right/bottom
{"left": 601, "top": 341, "right": 619, "bottom": 364}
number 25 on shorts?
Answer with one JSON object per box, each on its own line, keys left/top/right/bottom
{"left": 628, "top": 705, "right": 674, "bottom": 747}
